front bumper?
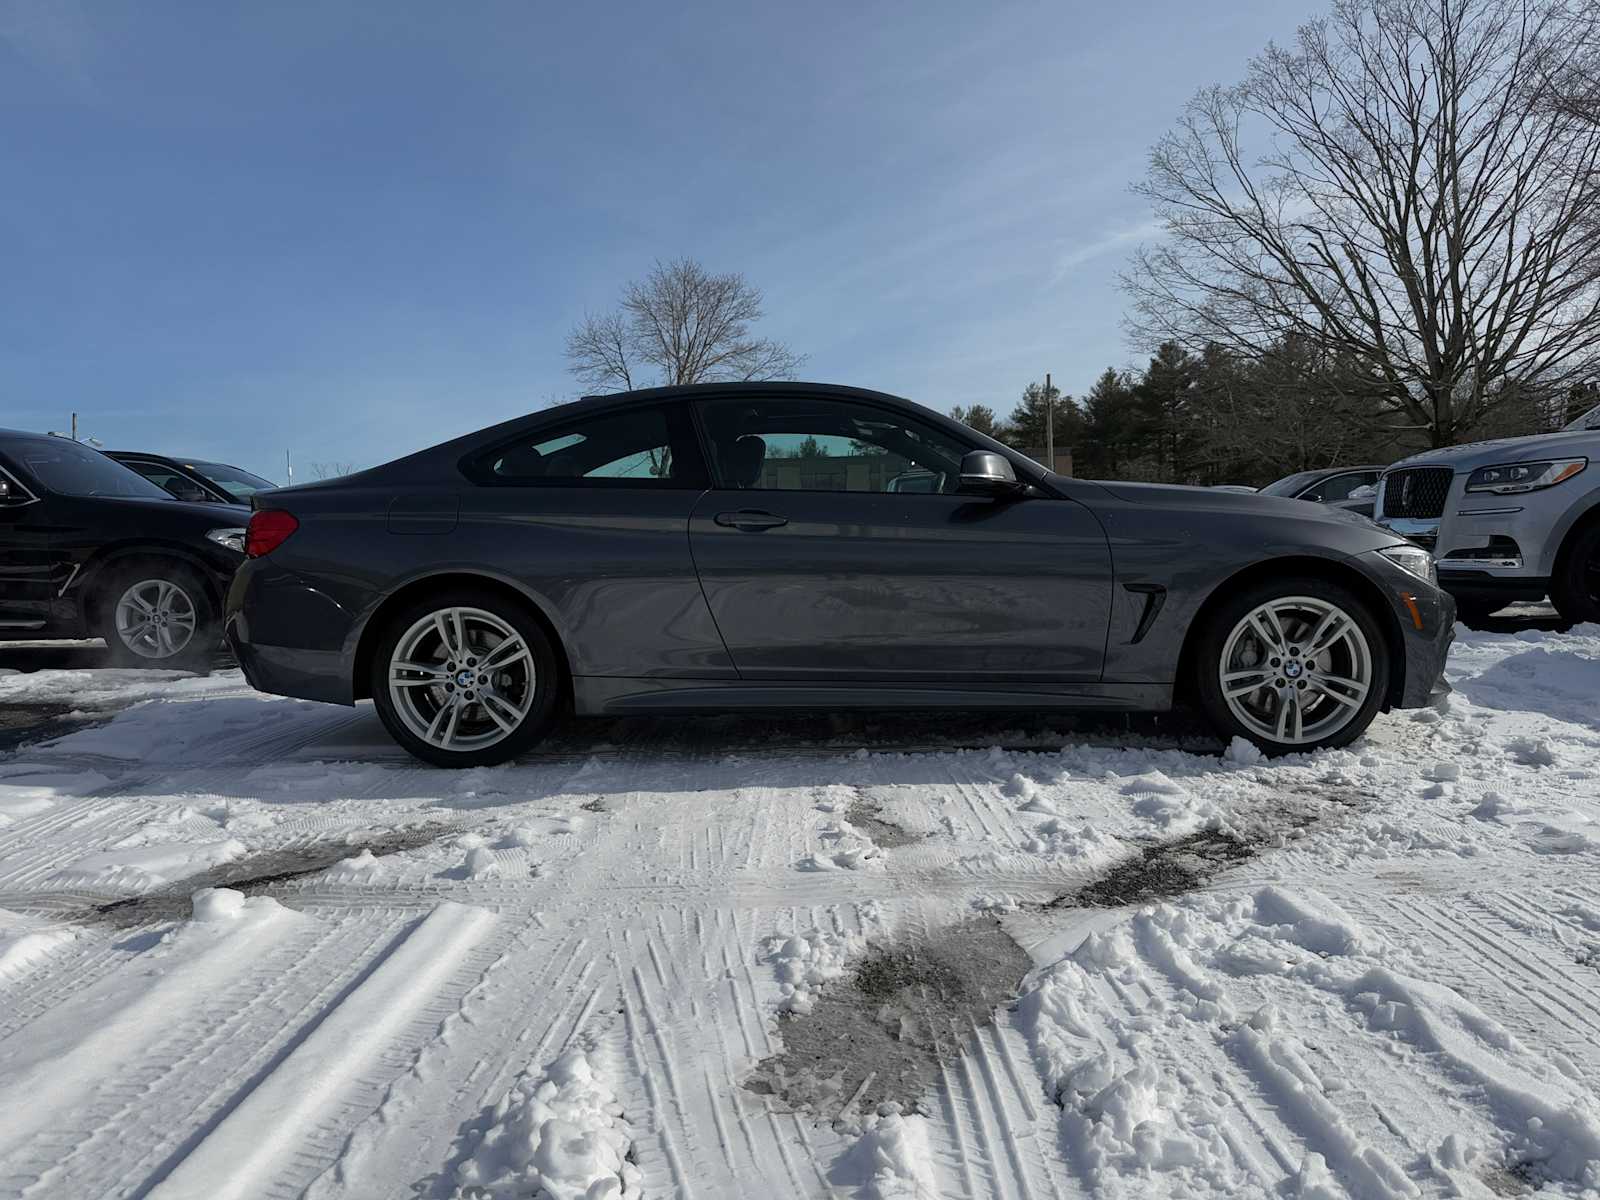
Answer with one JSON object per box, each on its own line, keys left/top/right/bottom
{"left": 1356, "top": 551, "right": 1455, "bottom": 709}
{"left": 1377, "top": 474, "right": 1558, "bottom": 604}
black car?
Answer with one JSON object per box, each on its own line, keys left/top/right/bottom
{"left": 1260, "top": 466, "right": 1385, "bottom": 505}
{"left": 107, "top": 452, "right": 278, "bottom": 506}
{"left": 226, "top": 383, "right": 1453, "bottom": 767}
{"left": 0, "top": 431, "right": 249, "bottom": 665}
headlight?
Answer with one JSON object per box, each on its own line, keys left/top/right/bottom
{"left": 206, "top": 527, "right": 247, "bottom": 554}
{"left": 1376, "top": 543, "right": 1436, "bottom": 586}
{"left": 1464, "top": 458, "right": 1585, "bottom": 494}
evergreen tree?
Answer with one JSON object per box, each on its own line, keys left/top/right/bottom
{"left": 948, "top": 404, "right": 1005, "bottom": 440}
{"left": 1006, "top": 381, "right": 1083, "bottom": 455}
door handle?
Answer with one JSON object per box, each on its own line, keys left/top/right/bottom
{"left": 714, "top": 509, "right": 789, "bottom": 532}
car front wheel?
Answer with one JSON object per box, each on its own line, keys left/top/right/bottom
{"left": 370, "top": 589, "right": 561, "bottom": 767}
{"left": 101, "top": 560, "right": 218, "bottom": 669}
{"left": 1550, "top": 521, "right": 1600, "bottom": 625}
{"left": 1194, "top": 577, "right": 1390, "bottom": 755}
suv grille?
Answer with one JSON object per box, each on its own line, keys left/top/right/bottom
{"left": 1381, "top": 467, "right": 1453, "bottom": 518}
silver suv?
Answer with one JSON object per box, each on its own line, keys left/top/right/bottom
{"left": 1374, "top": 406, "right": 1600, "bottom": 623}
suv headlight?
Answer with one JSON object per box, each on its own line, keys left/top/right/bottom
{"left": 1464, "top": 458, "right": 1585, "bottom": 494}
{"left": 1376, "top": 543, "right": 1436, "bottom": 586}
{"left": 206, "top": 527, "right": 247, "bottom": 554}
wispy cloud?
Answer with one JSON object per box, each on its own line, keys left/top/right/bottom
{"left": 1053, "top": 218, "right": 1163, "bottom": 279}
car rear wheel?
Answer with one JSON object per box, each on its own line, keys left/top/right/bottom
{"left": 101, "top": 560, "right": 218, "bottom": 669}
{"left": 1194, "top": 577, "right": 1390, "bottom": 755}
{"left": 370, "top": 589, "right": 561, "bottom": 767}
{"left": 1550, "top": 522, "right": 1600, "bottom": 625}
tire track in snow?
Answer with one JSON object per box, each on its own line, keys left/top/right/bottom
{"left": 141, "top": 901, "right": 494, "bottom": 1200}
{"left": 24, "top": 915, "right": 398, "bottom": 1200}
{"left": 0, "top": 900, "right": 314, "bottom": 1186}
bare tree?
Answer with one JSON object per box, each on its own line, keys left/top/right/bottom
{"left": 566, "top": 258, "right": 805, "bottom": 392}
{"left": 310, "top": 461, "right": 355, "bottom": 480}
{"left": 1126, "top": 0, "right": 1600, "bottom": 447}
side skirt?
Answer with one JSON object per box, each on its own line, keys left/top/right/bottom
{"left": 571, "top": 676, "right": 1174, "bottom": 716}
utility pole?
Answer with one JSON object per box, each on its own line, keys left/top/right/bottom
{"left": 1044, "top": 372, "right": 1053, "bottom": 471}
{"left": 285, "top": 450, "right": 293, "bottom": 486}
{"left": 71, "top": 412, "right": 78, "bottom": 442}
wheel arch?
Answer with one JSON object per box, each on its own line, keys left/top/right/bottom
{"left": 77, "top": 542, "right": 227, "bottom": 627}
{"left": 1173, "top": 555, "right": 1407, "bottom": 712}
{"left": 350, "top": 571, "right": 572, "bottom": 704}
{"left": 1550, "top": 499, "right": 1600, "bottom": 600}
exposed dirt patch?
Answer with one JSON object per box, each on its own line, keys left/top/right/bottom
{"left": 745, "top": 918, "right": 1031, "bottom": 1120}
{"left": 84, "top": 824, "right": 450, "bottom": 926}
{"left": 845, "top": 797, "right": 921, "bottom": 849}
{"left": 1048, "top": 828, "right": 1256, "bottom": 909}
{"left": 0, "top": 703, "right": 87, "bottom": 753}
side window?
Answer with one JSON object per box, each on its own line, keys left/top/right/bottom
{"left": 124, "top": 461, "right": 211, "bottom": 502}
{"left": 697, "top": 397, "right": 972, "bottom": 494}
{"left": 1318, "top": 473, "right": 1370, "bottom": 503}
{"left": 471, "top": 404, "right": 704, "bottom": 488}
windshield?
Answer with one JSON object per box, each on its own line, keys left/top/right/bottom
{"left": 1259, "top": 470, "right": 1326, "bottom": 497}
{"left": 1562, "top": 403, "right": 1600, "bottom": 432}
{"left": 187, "top": 460, "right": 277, "bottom": 500}
{"left": 18, "top": 440, "right": 173, "bottom": 500}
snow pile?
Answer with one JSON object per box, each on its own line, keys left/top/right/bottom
{"left": 798, "top": 822, "right": 882, "bottom": 871}
{"left": 1015, "top": 925, "right": 1240, "bottom": 1190}
{"left": 1020, "top": 817, "right": 1123, "bottom": 862}
{"left": 452, "top": 1049, "right": 638, "bottom": 1200}
{"left": 0, "top": 909, "right": 73, "bottom": 979}
{"left": 0, "top": 768, "right": 110, "bottom": 824}
{"left": 1222, "top": 736, "right": 1263, "bottom": 766}
{"left": 1115, "top": 770, "right": 1219, "bottom": 831}
{"left": 831, "top": 1106, "right": 936, "bottom": 1198}
{"left": 50, "top": 837, "right": 247, "bottom": 892}
{"left": 189, "top": 887, "right": 286, "bottom": 923}
{"left": 322, "top": 848, "right": 384, "bottom": 882}
{"left": 761, "top": 925, "right": 864, "bottom": 1014}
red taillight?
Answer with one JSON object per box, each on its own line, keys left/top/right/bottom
{"left": 246, "top": 509, "right": 299, "bottom": 558}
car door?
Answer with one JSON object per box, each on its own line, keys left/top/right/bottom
{"left": 453, "top": 399, "right": 737, "bottom": 680}
{"left": 0, "top": 457, "right": 60, "bottom": 632}
{"left": 688, "top": 393, "right": 1113, "bottom": 683}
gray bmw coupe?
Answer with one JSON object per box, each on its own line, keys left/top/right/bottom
{"left": 225, "top": 383, "right": 1453, "bottom": 767}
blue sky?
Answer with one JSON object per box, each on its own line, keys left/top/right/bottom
{"left": 0, "top": 0, "right": 1321, "bottom": 483}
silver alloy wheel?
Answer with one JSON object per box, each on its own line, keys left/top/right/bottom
{"left": 114, "top": 578, "right": 199, "bottom": 659}
{"left": 387, "top": 606, "right": 537, "bottom": 753}
{"left": 1218, "top": 594, "right": 1373, "bottom": 745}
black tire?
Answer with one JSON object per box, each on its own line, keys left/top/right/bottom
{"left": 98, "top": 558, "right": 220, "bottom": 670}
{"left": 369, "top": 587, "right": 561, "bottom": 767}
{"left": 1193, "top": 575, "right": 1391, "bottom": 756}
{"left": 1550, "top": 521, "right": 1600, "bottom": 625}
{"left": 1453, "top": 599, "right": 1504, "bottom": 629}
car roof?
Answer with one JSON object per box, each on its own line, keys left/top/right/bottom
{"left": 106, "top": 450, "right": 181, "bottom": 463}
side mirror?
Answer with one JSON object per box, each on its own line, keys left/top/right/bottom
{"left": 959, "top": 451, "right": 1024, "bottom": 496}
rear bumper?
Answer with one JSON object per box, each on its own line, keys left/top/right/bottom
{"left": 225, "top": 559, "right": 359, "bottom": 704}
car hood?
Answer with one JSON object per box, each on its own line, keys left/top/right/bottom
{"left": 1089, "top": 478, "right": 1377, "bottom": 524}
{"left": 1389, "top": 429, "right": 1599, "bottom": 471}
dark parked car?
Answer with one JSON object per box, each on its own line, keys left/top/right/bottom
{"left": 107, "top": 452, "right": 277, "bottom": 506}
{"left": 1260, "top": 466, "right": 1385, "bottom": 505}
{"left": 0, "top": 431, "right": 248, "bottom": 665}
{"left": 226, "top": 383, "right": 1454, "bottom": 767}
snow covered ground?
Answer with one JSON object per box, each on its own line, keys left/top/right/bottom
{"left": 0, "top": 619, "right": 1597, "bottom": 1198}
